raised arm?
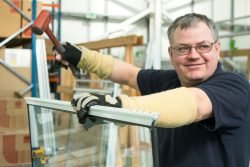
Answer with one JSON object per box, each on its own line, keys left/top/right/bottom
{"left": 55, "top": 42, "right": 141, "bottom": 89}
{"left": 109, "top": 59, "right": 141, "bottom": 90}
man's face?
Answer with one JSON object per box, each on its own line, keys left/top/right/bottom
{"left": 168, "top": 22, "right": 221, "bottom": 87}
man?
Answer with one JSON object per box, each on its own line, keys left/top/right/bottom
{"left": 55, "top": 13, "right": 250, "bottom": 167}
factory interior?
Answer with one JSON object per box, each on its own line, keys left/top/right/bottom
{"left": 0, "top": 0, "right": 250, "bottom": 166}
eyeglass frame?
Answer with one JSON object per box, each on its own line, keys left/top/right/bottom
{"left": 170, "top": 40, "right": 218, "bottom": 55}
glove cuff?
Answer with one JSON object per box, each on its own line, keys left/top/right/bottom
{"left": 77, "top": 46, "right": 114, "bottom": 79}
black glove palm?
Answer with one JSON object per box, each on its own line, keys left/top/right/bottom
{"left": 71, "top": 93, "right": 122, "bottom": 124}
{"left": 61, "top": 42, "right": 82, "bottom": 67}
{"left": 53, "top": 42, "right": 82, "bottom": 77}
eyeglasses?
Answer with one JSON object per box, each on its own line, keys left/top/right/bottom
{"left": 171, "top": 41, "right": 217, "bottom": 55}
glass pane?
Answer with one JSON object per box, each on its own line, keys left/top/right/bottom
{"left": 27, "top": 104, "right": 155, "bottom": 167}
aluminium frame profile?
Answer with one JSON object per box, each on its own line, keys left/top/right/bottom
{"left": 25, "top": 97, "right": 159, "bottom": 127}
{"left": 35, "top": 38, "right": 57, "bottom": 155}
{"left": 25, "top": 97, "right": 160, "bottom": 167}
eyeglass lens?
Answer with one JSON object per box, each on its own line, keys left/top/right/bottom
{"left": 173, "top": 41, "right": 215, "bottom": 55}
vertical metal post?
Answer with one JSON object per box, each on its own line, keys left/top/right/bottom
{"left": 229, "top": 0, "right": 235, "bottom": 60}
{"left": 191, "top": 0, "right": 194, "bottom": 13}
{"left": 87, "top": 0, "right": 91, "bottom": 40}
{"left": 57, "top": 0, "right": 62, "bottom": 41}
{"left": 56, "top": 0, "right": 62, "bottom": 100}
{"left": 32, "top": 0, "right": 37, "bottom": 97}
{"left": 211, "top": 0, "right": 214, "bottom": 19}
{"left": 151, "top": 127, "right": 159, "bottom": 167}
{"left": 230, "top": 0, "right": 235, "bottom": 29}
{"left": 230, "top": 0, "right": 235, "bottom": 36}
{"left": 146, "top": 0, "right": 162, "bottom": 69}
{"left": 153, "top": 0, "right": 162, "bottom": 69}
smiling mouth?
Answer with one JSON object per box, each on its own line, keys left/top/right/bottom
{"left": 186, "top": 63, "right": 203, "bottom": 67}
{"left": 187, "top": 61, "right": 206, "bottom": 65}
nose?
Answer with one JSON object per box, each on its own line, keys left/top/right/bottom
{"left": 187, "top": 47, "right": 200, "bottom": 59}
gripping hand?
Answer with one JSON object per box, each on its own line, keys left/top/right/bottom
{"left": 71, "top": 93, "right": 122, "bottom": 126}
{"left": 53, "top": 42, "right": 82, "bottom": 77}
{"left": 60, "top": 42, "right": 82, "bottom": 67}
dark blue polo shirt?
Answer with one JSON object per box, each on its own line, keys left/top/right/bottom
{"left": 137, "top": 63, "right": 250, "bottom": 167}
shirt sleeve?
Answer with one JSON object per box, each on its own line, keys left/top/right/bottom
{"left": 137, "top": 69, "right": 180, "bottom": 95}
{"left": 198, "top": 72, "right": 250, "bottom": 135}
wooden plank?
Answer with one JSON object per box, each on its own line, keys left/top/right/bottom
{"left": 60, "top": 68, "right": 74, "bottom": 100}
{"left": 220, "top": 49, "right": 250, "bottom": 80}
{"left": 122, "top": 45, "right": 140, "bottom": 96}
{"left": 56, "top": 85, "right": 73, "bottom": 95}
{"left": 77, "top": 35, "right": 143, "bottom": 50}
{"left": 118, "top": 125, "right": 129, "bottom": 166}
{"left": 130, "top": 126, "right": 140, "bottom": 167}
{"left": 247, "top": 57, "right": 250, "bottom": 80}
{"left": 125, "top": 45, "right": 134, "bottom": 64}
{"left": 220, "top": 49, "right": 250, "bottom": 57}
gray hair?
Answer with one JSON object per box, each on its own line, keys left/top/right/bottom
{"left": 167, "top": 13, "right": 219, "bottom": 44}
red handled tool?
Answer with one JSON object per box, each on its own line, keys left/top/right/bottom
{"left": 32, "top": 10, "right": 80, "bottom": 77}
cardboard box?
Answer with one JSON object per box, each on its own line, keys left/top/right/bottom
{"left": 0, "top": 48, "right": 32, "bottom": 98}
{"left": 0, "top": 98, "right": 29, "bottom": 130}
{"left": 0, "top": 0, "right": 21, "bottom": 38}
{"left": 0, "top": 130, "right": 31, "bottom": 166}
{"left": 0, "top": 0, "right": 42, "bottom": 38}
{"left": 22, "top": 0, "right": 42, "bottom": 38}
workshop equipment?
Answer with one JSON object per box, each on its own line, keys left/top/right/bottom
{"left": 31, "top": 10, "right": 80, "bottom": 77}
{"left": 32, "top": 147, "right": 49, "bottom": 165}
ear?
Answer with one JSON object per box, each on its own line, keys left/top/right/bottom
{"left": 215, "top": 41, "right": 221, "bottom": 60}
{"left": 168, "top": 47, "right": 174, "bottom": 65}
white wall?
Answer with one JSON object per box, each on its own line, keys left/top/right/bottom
{"left": 41, "top": 0, "right": 148, "bottom": 43}
{"left": 38, "top": 0, "right": 250, "bottom": 66}
{"left": 162, "top": 0, "right": 250, "bottom": 51}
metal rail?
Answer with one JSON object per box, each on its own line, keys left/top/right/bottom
{"left": 25, "top": 97, "right": 159, "bottom": 127}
